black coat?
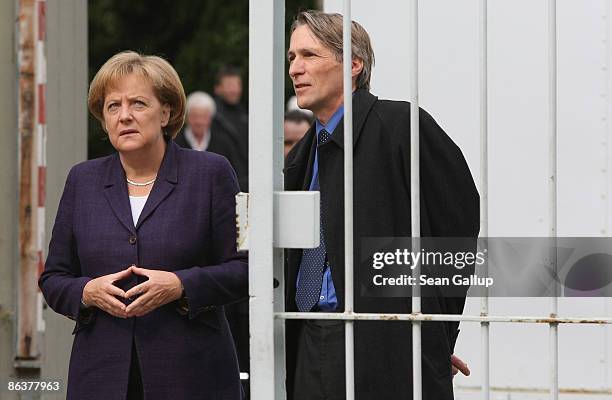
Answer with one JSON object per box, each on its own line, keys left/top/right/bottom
{"left": 284, "top": 89, "right": 480, "bottom": 400}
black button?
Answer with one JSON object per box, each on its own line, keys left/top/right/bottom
{"left": 128, "top": 235, "right": 137, "bottom": 245}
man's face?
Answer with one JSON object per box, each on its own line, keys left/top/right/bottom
{"left": 215, "top": 76, "right": 242, "bottom": 105}
{"left": 284, "top": 119, "right": 311, "bottom": 157}
{"left": 187, "top": 106, "right": 212, "bottom": 138}
{"left": 288, "top": 25, "right": 344, "bottom": 121}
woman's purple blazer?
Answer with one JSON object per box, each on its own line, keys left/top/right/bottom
{"left": 39, "top": 140, "right": 248, "bottom": 400}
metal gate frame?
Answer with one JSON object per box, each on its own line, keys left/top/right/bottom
{"left": 248, "top": 1, "right": 612, "bottom": 399}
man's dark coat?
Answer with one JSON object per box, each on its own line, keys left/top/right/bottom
{"left": 284, "top": 89, "right": 480, "bottom": 400}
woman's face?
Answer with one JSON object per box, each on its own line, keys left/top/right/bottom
{"left": 103, "top": 74, "right": 170, "bottom": 154}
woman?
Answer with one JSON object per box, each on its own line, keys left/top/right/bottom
{"left": 39, "top": 51, "right": 248, "bottom": 400}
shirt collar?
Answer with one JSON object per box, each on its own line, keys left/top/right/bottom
{"left": 315, "top": 104, "right": 344, "bottom": 137}
{"left": 184, "top": 127, "right": 210, "bottom": 151}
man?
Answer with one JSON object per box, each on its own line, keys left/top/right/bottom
{"left": 284, "top": 10, "right": 479, "bottom": 400}
{"left": 214, "top": 66, "right": 249, "bottom": 191}
{"left": 175, "top": 91, "right": 247, "bottom": 191}
{"left": 284, "top": 109, "right": 313, "bottom": 157}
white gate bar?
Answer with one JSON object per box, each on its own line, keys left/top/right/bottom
{"left": 342, "top": 1, "right": 356, "bottom": 399}
{"left": 409, "top": 1, "right": 422, "bottom": 400}
{"left": 248, "top": 1, "right": 285, "bottom": 398}
{"left": 479, "top": 1, "right": 490, "bottom": 399}
{"left": 547, "top": 0, "right": 559, "bottom": 399}
{"left": 276, "top": 312, "right": 612, "bottom": 324}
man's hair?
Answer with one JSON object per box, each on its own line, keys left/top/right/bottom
{"left": 186, "top": 91, "right": 216, "bottom": 116}
{"left": 215, "top": 65, "right": 242, "bottom": 85}
{"left": 291, "top": 10, "right": 375, "bottom": 91}
{"left": 285, "top": 109, "right": 314, "bottom": 125}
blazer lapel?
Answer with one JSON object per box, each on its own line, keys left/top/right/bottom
{"left": 301, "top": 129, "right": 317, "bottom": 190}
{"left": 135, "top": 140, "right": 178, "bottom": 230}
{"left": 330, "top": 89, "right": 378, "bottom": 149}
{"left": 284, "top": 125, "right": 317, "bottom": 191}
{"left": 103, "top": 154, "right": 136, "bottom": 235}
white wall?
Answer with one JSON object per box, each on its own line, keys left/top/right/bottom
{"left": 325, "top": 1, "right": 612, "bottom": 397}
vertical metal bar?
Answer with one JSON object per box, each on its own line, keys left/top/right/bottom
{"left": 42, "top": 0, "right": 88, "bottom": 385}
{"left": 272, "top": 2, "right": 287, "bottom": 398}
{"left": 602, "top": 0, "right": 610, "bottom": 390}
{"left": 409, "top": 1, "right": 422, "bottom": 400}
{"left": 479, "top": 1, "right": 490, "bottom": 399}
{"left": 547, "top": 0, "right": 559, "bottom": 399}
{"left": 605, "top": 0, "right": 611, "bottom": 239}
{"left": 17, "top": 0, "right": 41, "bottom": 361}
{"left": 248, "top": 1, "right": 285, "bottom": 398}
{"left": 342, "top": 2, "right": 355, "bottom": 400}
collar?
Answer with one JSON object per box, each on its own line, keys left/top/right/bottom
{"left": 184, "top": 127, "right": 210, "bottom": 151}
{"left": 104, "top": 138, "right": 179, "bottom": 188}
{"left": 315, "top": 104, "right": 344, "bottom": 137}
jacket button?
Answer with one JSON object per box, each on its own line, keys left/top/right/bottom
{"left": 128, "top": 235, "right": 137, "bottom": 245}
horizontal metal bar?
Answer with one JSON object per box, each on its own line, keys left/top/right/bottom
{"left": 456, "top": 385, "right": 612, "bottom": 395}
{"left": 275, "top": 312, "right": 612, "bottom": 324}
{"left": 13, "top": 359, "right": 41, "bottom": 369}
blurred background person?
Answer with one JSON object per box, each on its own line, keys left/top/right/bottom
{"left": 286, "top": 95, "right": 313, "bottom": 117}
{"left": 174, "top": 91, "right": 216, "bottom": 151}
{"left": 175, "top": 90, "right": 250, "bottom": 395}
{"left": 212, "top": 66, "right": 250, "bottom": 397}
{"left": 284, "top": 109, "right": 313, "bottom": 157}
{"left": 175, "top": 91, "right": 246, "bottom": 183}
{"left": 214, "top": 66, "right": 249, "bottom": 191}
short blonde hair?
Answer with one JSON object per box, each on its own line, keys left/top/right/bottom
{"left": 88, "top": 51, "right": 186, "bottom": 138}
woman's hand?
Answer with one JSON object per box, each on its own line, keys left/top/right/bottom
{"left": 124, "top": 266, "right": 183, "bottom": 317}
{"left": 82, "top": 268, "right": 132, "bottom": 318}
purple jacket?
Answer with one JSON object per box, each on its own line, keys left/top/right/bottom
{"left": 39, "top": 141, "right": 248, "bottom": 400}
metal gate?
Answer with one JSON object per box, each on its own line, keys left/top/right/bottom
{"left": 247, "top": 1, "right": 612, "bottom": 399}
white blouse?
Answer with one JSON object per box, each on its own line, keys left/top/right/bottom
{"left": 129, "top": 195, "right": 149, "bottom": 226}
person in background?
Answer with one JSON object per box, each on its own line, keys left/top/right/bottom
{"left": 175, "top": 91, "right": 245, "bottom": 183}
{"left": 214, "top": 66, "right": 249, "bottom": 191}
{"left": 214, "top": 66, "right": 251, "bottom": 397}
{"left": 286, "top": 95, "right": 314, "bottom": 117}
{"left": 284, "top": 10, "right": 477, "bottom": 400}
{"left": 175, "top": 89, "right": 250, "bottom": 396}
{"left": 174, "top": 91, "right": 215, "bottom": 151}
{"left": 284, "top": 109, "right": 313, "bottom": 158}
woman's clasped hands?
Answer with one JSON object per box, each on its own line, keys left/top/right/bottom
{"left": 81, "top": 265, "right": 183, "bottom": 318}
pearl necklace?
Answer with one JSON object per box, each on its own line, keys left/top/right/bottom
{"left": 126, "top": 177, "right": 156, "bottom": 187}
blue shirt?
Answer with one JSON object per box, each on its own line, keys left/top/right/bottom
{"left": 300, "top": 105, "right": 344, "bottom": 311}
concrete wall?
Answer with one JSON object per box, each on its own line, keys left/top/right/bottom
{"left": 0, "top": 1, "right": 87, "bottom": 399}
{"left": 40, "top": 1, "right": 88, "bottom": 399}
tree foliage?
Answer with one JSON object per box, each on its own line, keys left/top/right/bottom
{"left": 88, "top": 0, "right": 318, "bottom": 158}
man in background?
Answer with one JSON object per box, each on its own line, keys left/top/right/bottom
{"left": 214, "top": 66, "right": 249, "bottom": 191}
{"left": 284, "top": 109, "right": 313, "bottom": 157}
{"left": 175, "top": 92, "right": 250, "bottom": 395}
{"left": 176, "top": 90, "right": 248, "bottom": 192}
